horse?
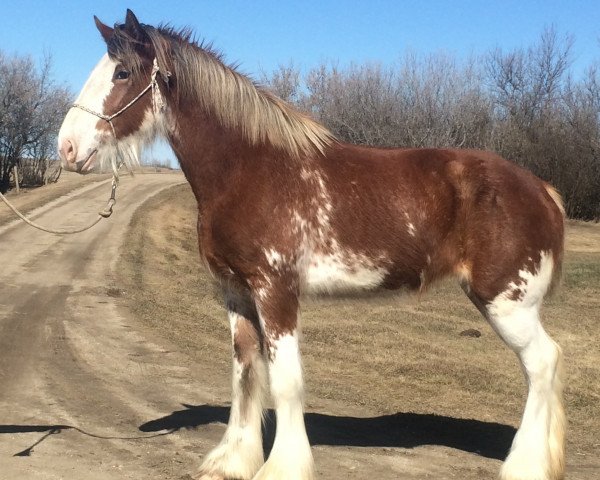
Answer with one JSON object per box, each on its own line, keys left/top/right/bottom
{"left": 58, "top": 10, "right": 566, "bottom": 480}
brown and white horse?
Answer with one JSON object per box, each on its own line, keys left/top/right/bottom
{"left": 58, "top": 10, "right": 566, "bottom": 480}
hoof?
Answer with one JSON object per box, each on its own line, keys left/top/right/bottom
{"left": 195, "top": 464, "right": 253, "bottom": 480}
{"left": 194, "top": 473, "right": 223, "bottom": 480}
{"left": 195, "top": 472, "right": 239, "bottom": 480}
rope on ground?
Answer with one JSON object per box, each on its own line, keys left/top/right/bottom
{"left": 0, "top": 176, "right": 118, "bottom": 235}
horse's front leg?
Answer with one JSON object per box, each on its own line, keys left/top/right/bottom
{"left": 197, "top": 289, "right": 267, "bottom": 480}
{"left": 252, "top": 277, "right": 314, "bottom": 480}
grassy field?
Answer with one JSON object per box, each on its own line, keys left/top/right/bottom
{"left": 118, "top": 183, "right": 600, "bottom": 470}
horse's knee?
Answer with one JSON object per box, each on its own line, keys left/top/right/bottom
{"left": 232, "top": 312, "right": 263, "bottom": 365}
{"left": 230, "top": 315, "right": 267, "bottom": 412}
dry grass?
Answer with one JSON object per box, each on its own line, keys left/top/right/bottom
{"left": 118, "top": 183, "right": 600, "bottom": 462}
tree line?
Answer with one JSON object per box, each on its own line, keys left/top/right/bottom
{"left": 1, "top": 29, "right": 597, "bottom": 219}
{"left": 264, "top": 28, "right": 599, "bottom": 220}
{"left": 0, "top": 53, "right": 71, "bottom": 192}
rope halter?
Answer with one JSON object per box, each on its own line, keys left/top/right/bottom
{"left": 72, "top": 58, "right": 168, "bottom": 137}
{"left": 4, "top": 57, "right": 172, "bottom": 234}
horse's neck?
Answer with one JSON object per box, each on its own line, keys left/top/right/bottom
{"left": 166, "top": 107, "right": 280, "bottom": 207}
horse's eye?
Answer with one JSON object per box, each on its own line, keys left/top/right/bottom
{"left": 114, "top": 70, "right": 130, "bottom": 81}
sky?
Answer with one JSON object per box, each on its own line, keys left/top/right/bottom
{"left": 0, "top": 0, "right": 598, "bottom": 163}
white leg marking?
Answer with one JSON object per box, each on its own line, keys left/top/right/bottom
{"left": 254, "top": 332, "right": 314, "bottom": 480}
{"left": 198, "top": 311, "right": 267, "bottom": 480}
{"left": 487, "top": 253, "right": 565, "bottom": 480}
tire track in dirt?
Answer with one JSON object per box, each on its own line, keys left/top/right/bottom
{"left": 0, "top": 173, "right": 222, "bottom": 480}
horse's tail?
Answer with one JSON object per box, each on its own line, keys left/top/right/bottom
{"left": 545, "top": 184, "right": 565, "bottom": 217}
{"left": 544, "top": 183, "right": 565, "bottom": 296}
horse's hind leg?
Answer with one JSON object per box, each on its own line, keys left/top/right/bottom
{"left": 463, "top": 253, "right": 565, "bottom": 480}
{"left": 197, "top": 289, "right": 267, "bottom": 480}
{"left": 491, "top": 305, "right": 565, "bottom": 480}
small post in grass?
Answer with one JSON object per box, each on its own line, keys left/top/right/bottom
{"left": 13, "top": 164, "right": 20, "bottom": 194}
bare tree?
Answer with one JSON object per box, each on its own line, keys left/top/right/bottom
{"left": 0, "top": 52, "right": 71, "bottom": 192}
{"left": 262, "top": 62, "right": 301, "bottom": 104}
{"left": 263, "top": 28, "right": 599, "bottom": 220}
{"left": 486, "top": 27, "right": 573, "bottom": 124}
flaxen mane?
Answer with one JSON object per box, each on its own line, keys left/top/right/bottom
{"left": 108, "top": 23, "right": 334, "bottom": 157}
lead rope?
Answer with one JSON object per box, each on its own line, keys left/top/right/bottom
{"left": 0, "top": 174, "right": 119, "bottom": 235}
{"left": 0, "top": 59, "right": 168, "bottom": 235}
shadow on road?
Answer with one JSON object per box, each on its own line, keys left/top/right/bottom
{"left": 139, "top": 404, "right": 516, "bottom": 461}
{"left": 1, "top": 405, "right": 515, "bottom": 460}
{"left": 0, "top": 423, "right": 174, "bottom": 457}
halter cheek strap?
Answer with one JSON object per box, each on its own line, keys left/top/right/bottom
{"left": 72, "top": 58, "right": 169, "bottom": 137}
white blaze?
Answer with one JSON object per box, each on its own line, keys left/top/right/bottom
{"left": 58, "top": 54, "right": 116, "bottom": 165}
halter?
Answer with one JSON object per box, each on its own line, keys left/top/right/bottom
{"left": 4, "top": 57, "right": 172, "bottom": 235}
{"left": 72, "top": 58, "right": 168, "bottom": 137}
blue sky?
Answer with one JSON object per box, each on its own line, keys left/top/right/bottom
{"left": 0, "top": 1, "right": 598, "bottom": 163}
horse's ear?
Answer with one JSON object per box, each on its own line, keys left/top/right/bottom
{"left": 94, "top": 16, "right": 114, "bottom": 43}
{"left": 122, "top": 9, "right": 155, "bottom": 62}
{"left": 124, "top": 9, "right": 144, "bottom": 38}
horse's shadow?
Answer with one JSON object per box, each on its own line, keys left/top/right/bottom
{"left": 139, "top": 404, "right": 516, "bottom": 461}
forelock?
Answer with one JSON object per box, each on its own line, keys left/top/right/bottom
{"left": 105, "top": 23, "right": 147, "bottom": 75}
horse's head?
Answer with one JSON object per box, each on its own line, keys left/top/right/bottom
{"left": 58, "top": 10, "right": 169, "bottom": 174}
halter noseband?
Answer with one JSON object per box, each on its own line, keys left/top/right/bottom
{"left": 72, "top": 58, "right": 168, "bottom": 137}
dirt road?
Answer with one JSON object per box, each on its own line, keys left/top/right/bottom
{"left": 0, "top": 173, "right": 208, "bottom": 479}
{"left": 0, "top": 173, "right": 527, "bottom": 479}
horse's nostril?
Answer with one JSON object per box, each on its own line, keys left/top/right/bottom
{"left": 59, "top": 139, "right": 77, "bottom": 163}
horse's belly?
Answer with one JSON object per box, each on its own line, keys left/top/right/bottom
{"left": 301, "top": 251, "right": 387, "bottom": 294}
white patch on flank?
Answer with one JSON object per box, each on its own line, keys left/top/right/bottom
{"left": 301, "top": 241, "right": 387, "bottom": 294}
{"left": 291, "top": 209, "right": 309, "bottom": 238}
{"left": 289, "top": 165, "right": 390, "bottom": 295}
{"left": 314, "top": 173, "right": 332, "bottom": 231}
{"left": 254, "top": 332, "right": 314, "bottom": 480}
{"left": 287, "top": 209, "right": 389, "bottom": 296}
